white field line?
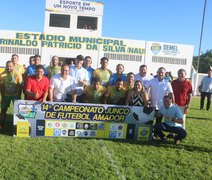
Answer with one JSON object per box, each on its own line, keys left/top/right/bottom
{"left": 99, "top": 140, "right": 126, "bottom": 180}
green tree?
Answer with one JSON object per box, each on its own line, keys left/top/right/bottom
{"left": 193, "top": 49, "right": 212, "bottom": 73}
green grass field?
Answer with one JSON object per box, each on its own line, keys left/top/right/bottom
{"left": 0, "top": 97, "right": 211, "bottom": 179}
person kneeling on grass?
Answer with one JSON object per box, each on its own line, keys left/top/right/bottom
{"left": 154, "top": 95, "right": 187, "bottom": 144}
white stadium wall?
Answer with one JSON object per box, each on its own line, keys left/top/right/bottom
{"left": 0, "top": 30, "right": 194, "bottom": 77}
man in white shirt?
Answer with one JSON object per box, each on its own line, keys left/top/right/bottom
{"left": 145, "top": 67, "right": 174, "bottom": 123}
{"left": 49, "top": 64, "right": 73, "bottom": 102}
{"left": 135, "top": 65, "right": 153, "bottom": 86}
{"left": 70, "top": 55, "right": 89, "bottom": 103}
{"left": 199, "top": 66, "right": 212, "bottom": 111}
{"left": 145, "top": 67, "right": 174, "bottom": 109}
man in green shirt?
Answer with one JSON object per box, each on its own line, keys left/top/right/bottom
{"left": 46, "top": 55, "right": 61, "bottom": 79}
{"left": 93, "top": 57, "right": 112, "bottom": 87}
{"left": 0, "top": 61, "right": 22, "bottom": 129}
{"left": 104, "top": 78, "right": 127, "bottom": 105}
{"left": 83, "top": 78, "right": 106, "bottom": 104}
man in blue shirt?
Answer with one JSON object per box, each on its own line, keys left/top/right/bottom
{"left": 109, "top": 64, "right": 127, "bottom": 86}
{"left": 83, "top": 56, "right": 94, "bottom": 85}
{"left": 25, "top": 54, "right": 47, "bottom": 76}
{"left": 154, "top": 95, "right": 187, "bottom": 144}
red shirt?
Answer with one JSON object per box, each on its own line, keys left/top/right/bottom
{"left": 171, "top": 79, "right": 192, "bottom": 106}
{"left": 25, "top": 75, "right": 49, "bottom": 101}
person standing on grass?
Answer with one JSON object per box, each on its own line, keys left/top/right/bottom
{"left": 0, "top": 61, "right": 22, "bottom": 129}
{"left": 172, "top": 69, "right": 192, "bottom": 129}
{"left": 46, "top": 55, "right": 61, "bottom": 79}
{"left": 49, "top": 64, "right": 73, "bottom": 102}
{"left": 199, "top": 67, "right": 212, "bottom": 111}
{"left": 29, "top": 56, "right": 35, "bottom": 66}
{"left": 11, "top": 54, "right": 25, "bottom": 75}
{"left": 109, "top": 64, "right": 127, "bottom": 86}
{"left": 11, "top": 54, "right": 25, "bottom": 97}
{"left": 145, "top": 67, "right": 174, "bottom": 123}
{"left": 83, "top": 56, "right": 94, "bottom": 85}
{"left": 70, "top": 55, "right": 89, "bottom": 103}
{"left": 135, "top": 65, "right": 153, "bottom": 87}
{"left": 93, "top": 57, "right": 112, "bottom": 87}
{"left": 25, "top": 65, "right": 49, "bottom": 103}
{"left": 25, "top": 54, "right": 47, "bottom": 76}
{"left": 154, "top": 95, "right": 187, "bottom": 144}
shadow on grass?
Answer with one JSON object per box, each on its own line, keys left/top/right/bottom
{"left": 189, "top": 107, "right": 200, "bottom": 110}
{"left": 99, "top": 138, "right": 212, "bottom": 154}
{"left": 0, "top": 114, "right": 14, "bottom": 136}
{"left": 148, "top": 140, "right": 212, "bottom": 153}
{"left": 187, "top": 116, "right": 212, "bottom": 121}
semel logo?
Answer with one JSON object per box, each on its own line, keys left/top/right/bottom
{"left": 151, "top": 43, "right": 161, "bottom": 55}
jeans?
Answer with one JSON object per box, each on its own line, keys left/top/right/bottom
{"left": 200, "top": 92, "right": 211, "bottom": 110}
{"left": 154, "top": 122, "right": 187, "bottom": 141}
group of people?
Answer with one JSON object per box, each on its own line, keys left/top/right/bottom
{"left": 0, "top": 53, "right": 211, "bottom": 144}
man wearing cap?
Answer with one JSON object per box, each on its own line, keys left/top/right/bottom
{"left": 70, "top": 55, "right": 89, "bottom": 103}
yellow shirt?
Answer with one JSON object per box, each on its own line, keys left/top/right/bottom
{"left": 93, "top": 68, "right": 112, "bottom": 86}
{"left": 83, "top": 85, "right": 106, "bottom": 104}
{"left": 0, "top": 70, "right": 22, "bottom": 95}
{"left": 123, "top": 82, "right": 134, "bottom": 91}
{"left": 14, "top": 64, "right": 25, "bottom": 74}
{"left": 105, "top": 86, "right": 127, "bottom": 105}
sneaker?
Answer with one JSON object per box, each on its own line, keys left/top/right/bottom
{"left": 174, "top": 139, "right": 181, "bottom": 145}
{"left": 174, "top": 136, "right": 181, "bottom": 144}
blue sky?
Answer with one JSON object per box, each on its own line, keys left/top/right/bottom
{"left": 0, "top": 0, "right": 211, "bottom": 56}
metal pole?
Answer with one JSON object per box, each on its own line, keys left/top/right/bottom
{"left": 196, "top": 0, "right": 207, "bottom": 73}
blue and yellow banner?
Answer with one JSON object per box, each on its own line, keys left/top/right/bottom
{"left": 14, "top": 100, "right": 154, "bottom": 141}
